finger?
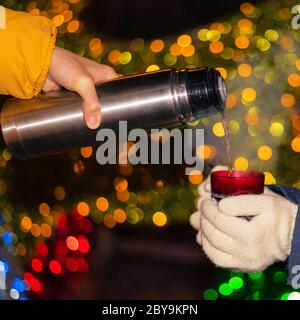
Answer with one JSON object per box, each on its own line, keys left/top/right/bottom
{"left": 42, "top": 77, "right": 62, "bottom": 92}
{"left": 219, "top": 194, "right": 275, "bottom": 217}
{"left": 211, "top": 165, "right": 228, "bottom": 172}
{"left": 198, "top": 179, "right": 211, "bottom": 196}
{"left": 202, "top": 234, "right": 233, "bottom": 269}
{"left": 198, "top": 165, "right": 227, "bottom": 196}
{"left": 74, "top": 55, "right": 118, "bottom": 83}
{"left": 189, "top": 211, "right": 201, "bottom": 231}
{"left": 196, "top": 230, "right": 202, "bottom": 246}
{"left": 201, "top": 215, "right": 233, "bottom": 254}
{"left": 47, "top": 47, "right": 101, "bottom": 129}
{"left": 201, "top": 197, "right": 249, "bottom": 238}
{"left": 73, "top": 75, "right": 101, "bottom": 129}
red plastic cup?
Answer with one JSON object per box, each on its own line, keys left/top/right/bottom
{"left": 211, "top": 170, "right": 265, "bottom": 202}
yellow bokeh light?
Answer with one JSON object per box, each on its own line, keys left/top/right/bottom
{"left": 240, "top": 2, "right": 255, "bottom": 15}
{"left": 155, "top": 180, "right": 164, "bottom": 190}
{"left": 288, "top": 73, "right": 300, "bottom": 87}
{"left": 235, "top": 36, "right": 250, "bottom": 49}
{"left": 238, "top": 18, "right": 252, "bottom": 31}
{"left": 63, "top": 10, "right": 73, "bottom": 23}
{"left": 215, "top": 67, "right": 227, "bottom": 79}
{"left": 182, "top": 44, "right": 195, "bottom": 57}
{"left": 281, "top": 93, "right": 295, "bottom": 108}
{"left": 113, "top": 209, "right": 126, "bottom": 223}
{"left": 245, "top": 110, "right": 259, "bottom": 125}
{"left": 257, "top": 145, "right": 272, "bottom": 160}
{"left": 108, "top": 50, "right": 121, "bottom": 65}
{"left": 150, "top": 39, "right": 164, "bottom": 53}
{"left": 16, "top": 243, "right": 26, "bottom": 256}
{"left": 207, "top": 30, "right": 221, "bottom": 42}
{"left": 265, "top": 29, "right": 278, "bottom": 42}
{"left": 242, "top": 87, "right": 256, "bottom": 102}
{"left": 39, "top": 203, "right": 50, "bottom": 217}
{"left": 270, "top": 122, "right": 284, "bottom": 137}
{"left": 53, "top": 14, "right": 64, "bottom": 27}
{"left": 188, "top": 170, "right": 203, "bottom": 185}
{"left": 103, "top": 214, "right": 116, "bottom": 229}
{"left": 146, "top": 64, "right": 160, "bottom": 72}
{"left": 233, "top": 50, "right": 245, "bottom": 62}
{"left": 226, "top": 94, "right": 237, "bottom": 109}
{"left": 177, "top": 34, "right": 192, "bottom": 47}
{"left": 67, "top": 20, "right": 80, "bottom": 33}
{"left": 113, "top": 177, "right": 128, "bottom": 192}
{"left": 296, "top": 59, "right": 300, "bottom": 71}
{"left": 229, "top": 120, "right": 240, "bottom": 134}
{"left": 41, "top": 223, "right": 52, "bottom": 238}
{"left": 31, "top": 224, "right": 41, "bottom": 237}
{"left": 256, "top": 38, "right": 270, "bottom": 51}
{"left": 20, "top": 216, "right": 32, "bottom": 232}
{"left": 209, "top": 41, "right": 224, "bottom": 53}
{"left": 54, "top": 186, "right": 66, "bottom": 201}
{"left": 77, "top": 202, "right": 90, "bottom": 217}
{"left": 264, "top": 172, "right": 276, "bottom": 184}
{"left": 197, "top": 28, "right": 209, "bottom": 41}
{"left": 80, "top": 146, "right": 93, "bottom": 158}
{"left": 238, "top": 63, "right": 252, "bottom": 77}
{"left": 116, "top": 190, "right": 130, "bottom": 202}
{"left": 96, "top": 197, "right": 109, "bottom": 212}
{"left": 291, "top": 137, "right": 300, "bottom": 152}
{"left": 119, "top": 51, "right": 132, "bottom": 65}
{"left": 89, "top": 38, "right": 101, "bottom": 52}
{"left": 196, "top": 145, "right": 215, "bottom": 159}
{"left": 210, "top": 22, "right": 225, "bottom": 33}
{"left": 212, "top": 122, "right": 225, "bottom": 137}
{"left": 234, "top": 157, "right": 249, "bottom": 171}
{"left": 152, "top": 211, "right": 167, "bottom": 227}
{"left": 170, "top": 43, "right": 182, "bottom": 56}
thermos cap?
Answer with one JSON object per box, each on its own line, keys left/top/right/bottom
{"left": 184, "top": 68, "right": 226, "bottom": 120}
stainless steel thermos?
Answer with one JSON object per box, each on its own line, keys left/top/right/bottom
{"left": 1, "top": 68, "right": 226, "bottom": 159}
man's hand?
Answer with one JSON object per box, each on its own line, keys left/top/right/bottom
{"left": 43, "top": 47, "right": 118, "bottom": 129}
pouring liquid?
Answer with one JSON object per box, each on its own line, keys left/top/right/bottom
{"left": 220, "top": 113, "right": 233, "bottom": 175}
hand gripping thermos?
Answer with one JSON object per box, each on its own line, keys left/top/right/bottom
{"left": 0, "top": 68, "right": 226, "bottom": 159}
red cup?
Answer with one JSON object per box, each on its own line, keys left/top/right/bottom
{"left": 211, "top": 170, "right": 265, "bottom": 202}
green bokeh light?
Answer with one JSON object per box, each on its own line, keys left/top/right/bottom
{"left": 248, "top": 272, "right": 263, "bottom": 280}
{"left": 272, "top": 271, "right": 287, "bottom": 284}
{"left": 203, "top": 289, "right": 218, "bottom": 300}
{"left": 229, "top": 276, "right": 244, "bottom": 289}
{"left": 219, "top": 283, "right": 233, "bottom": 296}
{"left": 280, "top": 292, "right": 290, "bottom": 300}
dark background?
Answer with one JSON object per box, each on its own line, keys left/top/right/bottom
{"left": 81, "top": 0, "right": 259, "bottom": 39}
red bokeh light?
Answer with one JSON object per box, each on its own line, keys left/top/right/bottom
{"left": 66, "top": 236, "right": 79, "bottom": 251}
{"left": 66, "top": 258, "right": 78, "bottom": 272}
{"left": 49, "top": 260, "right": 62, "bottom": 274}
{"left": 78, "top": 236, "right": 90, "bottom": 253}
{"left": 36, "top": 242, "right": 48, "bottom": 257}
{"left": 31, "top": 258, "right": 43, "bottom": 273}
{"left": 24, "top": 272, "right": 42, "bottom": 293}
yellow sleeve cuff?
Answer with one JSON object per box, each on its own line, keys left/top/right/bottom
{"left": 0, "top": 8, "right": 57, "bottom": 99}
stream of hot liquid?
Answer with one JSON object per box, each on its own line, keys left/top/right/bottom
{"left": 221, "top": 113, "right": 233, "bottom": 175}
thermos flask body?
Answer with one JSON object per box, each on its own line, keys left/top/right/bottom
{"left": 1, "top": 68, "right": 226, "bottom": 159}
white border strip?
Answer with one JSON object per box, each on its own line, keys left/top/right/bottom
{"left": 0, "top": 6, "right": 6, "bottom": 30}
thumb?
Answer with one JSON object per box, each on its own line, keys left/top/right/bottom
{"left": 74, "top": 75, "right": 101, "bottom": 130}
{"left": 219, "top": 194, "right": 275, "bottom": 217}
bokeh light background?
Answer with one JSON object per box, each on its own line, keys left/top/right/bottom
{"left": 0, "top": 0, "right": 300, "bottom": 300}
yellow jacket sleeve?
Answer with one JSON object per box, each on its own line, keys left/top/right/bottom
{"left": 0, "top": 7, "right": 56, "bottom": 99}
